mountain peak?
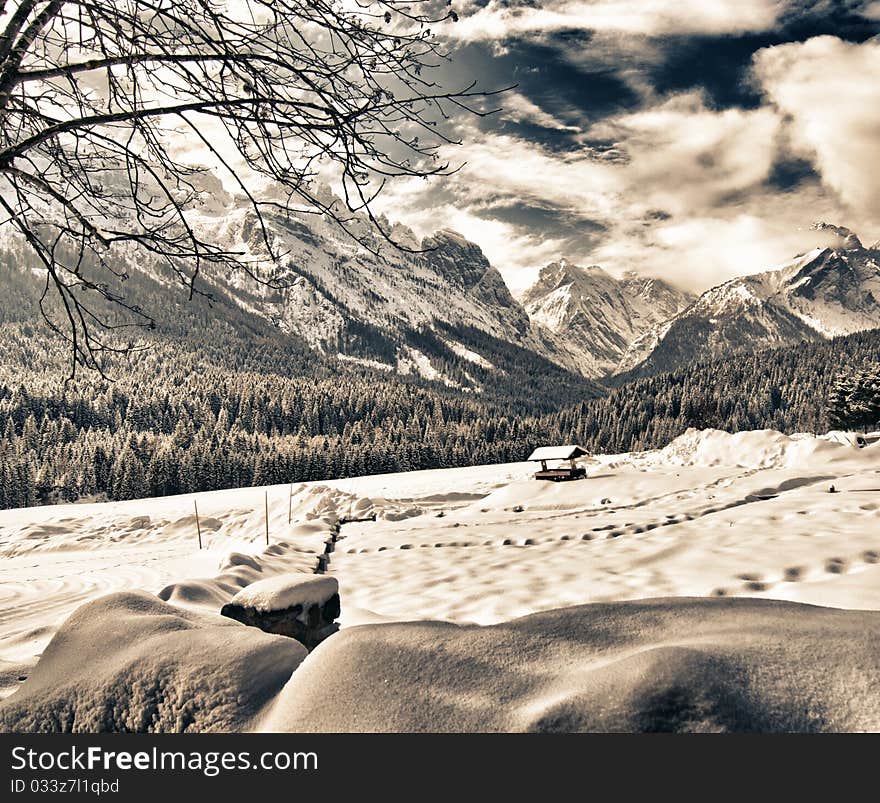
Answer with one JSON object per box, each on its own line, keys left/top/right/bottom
{"left": 522, "top": 258, "right": 693, "bottom": 377}
{"left": 537, "top": 259, "right": 608, "bottom": 289}
{"left": 810, "top": 222, "right": 863, "bottom": 251}
{"left": 626, "top": 228, "right": 880, "bottom": 376}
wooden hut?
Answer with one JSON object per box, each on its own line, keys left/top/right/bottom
{"left": 528, "top": 445, "right": 588, "bottom": 481}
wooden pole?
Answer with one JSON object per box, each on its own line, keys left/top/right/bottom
{"left": 194, "top": 499, "right": 202, "bottom": 550}
{"left": 288, "top": 483, "right": 293, "bottom": 524}
{"left": 265, "top": 490, "right": 270, "bottom": 545}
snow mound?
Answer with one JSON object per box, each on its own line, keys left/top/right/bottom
{"left": 656, "top": 428, "right": 857, "bottom": 469}
{"left": 0, "top": 592, "right": 307, "bottom": 733}
{"left": 158, "top": 533, "right": 321, "bottom": 615}
{"left": 155, "top": 577, "right": 243, "bottom": 611}
{"left": 380, "top": 506, "right": 423, "bottom": 522}
{"left": 228, "top": 574, "right": 338, "bottom": 613}
{"left": 352, "top": 497, "right": 374, "bottom": 513}
{"left": 263, "top": 597, "right": 880, "bottom": 732}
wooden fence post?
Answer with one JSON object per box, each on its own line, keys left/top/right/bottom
{"left": 194, "top": 499, "right": 202, "bottom": 550}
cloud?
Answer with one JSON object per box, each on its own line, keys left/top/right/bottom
{"left": 593, "top": 92, "right": 780, "bottom": 215}
{"left": 861, "top": 1, "right": 880, "bottom": 20}
{"left": 375, "top": 91, "right": 793, "bottom": 289}
{"left": 499, "top": 91, "right": 582, "bottom": 132}
{"left": 451, "top": 0, "right": 787, "bottom": 41}
{"left": 591, "top": 195, "right": 850, "bottom": 289}
{"left": 374, "top": 24, "right": 880, "bottom": 294}
{"left": 753, "top": 36, "right": 880, "bottom": 220}
{"left": 438, "top": 209, "right": 573, "bottom": 294}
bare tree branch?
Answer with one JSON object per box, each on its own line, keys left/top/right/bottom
{"left": 0, "top": 0, "right": 502, "bottom": 375}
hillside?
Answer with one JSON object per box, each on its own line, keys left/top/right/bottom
{"left": 0, "top": 257, "right": 601, "bottom": 510}
{"left": 542, "top": 327, "right": 880, "bottom": 455}
{"left": 3, "top": 248, "right": 878, "bottom": 511}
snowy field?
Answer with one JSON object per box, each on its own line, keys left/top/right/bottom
{"left": 2, "top": 428, "right": 880, "bottom": 731}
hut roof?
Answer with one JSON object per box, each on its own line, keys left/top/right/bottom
{"left": 527, "top": 445, "right": 588, "bottom": 462}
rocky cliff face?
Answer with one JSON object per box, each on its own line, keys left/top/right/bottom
{"left": 521, "top": 259, "right": 694, "bottom": 377}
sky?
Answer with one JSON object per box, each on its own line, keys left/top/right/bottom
{"left": 369, "top": 0, "right": 880, "bottom": 294}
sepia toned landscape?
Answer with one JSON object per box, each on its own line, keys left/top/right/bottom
{"left": 1, "top": 0, "right": 880, "bottom": 733}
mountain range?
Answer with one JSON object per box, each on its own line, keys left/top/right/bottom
{"left": 3, "top": 182, "right": 879, "bottom": 391}
{"left": 618, "top": 224, "right": 880, "bottom": 377}
{"left": 208, "top": 202, "right": 879, "bottom": 384}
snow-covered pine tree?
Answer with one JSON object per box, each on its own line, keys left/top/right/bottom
{"left": 853, "top": 364, "right": 880, "bottom": 433}
{"left": 827, "top": 368, "right": 856, "bottom": 430}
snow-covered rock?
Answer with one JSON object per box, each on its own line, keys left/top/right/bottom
{"left": 199, "top": 205, "right": 558, "bottom": 387}
{"left": 227, "top": 574, "right": 338, "bottom": 613}
{"left": 221, "top": 574, "right": 340, "bottom": 648}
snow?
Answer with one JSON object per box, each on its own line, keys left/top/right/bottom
{"left": 527, "top": 283, "right": 574, "bottom": 332}
{"left": 651, "top": 427, "right": 852, "bottom": 469}
{"left": 3, "top": 427, "right": 880, "bottom": 730}
{"left": 442, "top": 339, "right": 495, "bottom": 369}
{"left": 229, "top": 574, "right": 338, "bottom": 613}
{"left": 397, "top": 346, "right": 463, "bottom": 388}
{"left": 528, "top": 445, "right": 587, "bottom": 461}
{"left": 695, "top": 280, "right": 758, "bottom": 312}
{"left": 328, "top": 430, "right": 880, "bottom": 625}
{"left": 0, "top": 591, "right": 307, "bottom": 733}
{"left": 633, "top": 241, "right": 880, "bottom": 372}
{"left": 261, "top": 597, "right": 880, "bottom": 732}
{"left": 0, "top": 482, "right": 336, "bottom": 680}
{"left": 522, "top": 260, "right": 693, "bottom": 378}
{"left": 336, "top": 353, "right": 393, "bottom": 372}
{"left": 773, "top": 246, "right": 828, "bottom": 278}
{"left": 786, "top": 305, "right": 867, "bottom": 339}
{"left": 397, "top": 346, "right": 441, "bottom": 381}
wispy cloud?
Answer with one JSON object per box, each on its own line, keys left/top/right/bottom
{"left": 860, "top": 1, "right": 880, "bottom": 20}
{"left": 450, "top": 0, "right": 788, "bottom": 41}
{"left": 500, "top": 91, "right": 583, "bottom": 132}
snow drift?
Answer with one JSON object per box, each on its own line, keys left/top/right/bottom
{"left": 8, "top": 594, "right": 880, "bottom": 733}
{"left": 0, "top": 592, "right": 307, "bottom": 733}
{"left": 653, "top": 427, "right": 873, "bottom": 469}
{"left": 262, "top": 597, "right": 880, "bottom": 733}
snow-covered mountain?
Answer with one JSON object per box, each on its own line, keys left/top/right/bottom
{"left": 0, "top": 184, "right": 606, "bottom": 392}
{"left": 520, "top": 259, "right": 694, "bottom": 377}
{"left": 12, "top": 167, "right": 877, "bottom": 387}
{"left": 197, "top": 200, "right": 584, "bottom": 388}
{"left": 622, "top": 225, "right": 880, "bottom": 375}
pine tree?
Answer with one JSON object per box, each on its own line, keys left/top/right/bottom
{"left": 115, "top": 449, "right": 147, "bottom": 501}
{"left": 849, "top": 365, "right": 880, "bottom": 433}
{"left": 827, "top": 369, "right": 855, "bottom": 430}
